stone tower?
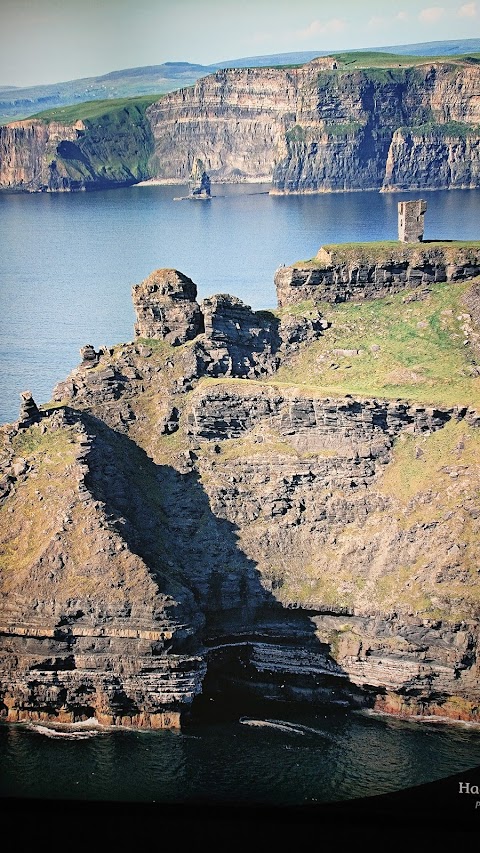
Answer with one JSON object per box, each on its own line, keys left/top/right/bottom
{"left": 398, "top": 199, "right": 427, "bottom": 242}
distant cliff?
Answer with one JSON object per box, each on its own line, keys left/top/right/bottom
{"left": 1, "top": 54, "right": 480, "bottom": 192}
{"left": 0, "top": 97, "right": 156, "bottom": 192}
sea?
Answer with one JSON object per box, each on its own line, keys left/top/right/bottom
{"left": 1, "top": 183, "right": 480, "bottom": 818}
{"left": 1, "top": 183, "right": 480, "bottom": 424}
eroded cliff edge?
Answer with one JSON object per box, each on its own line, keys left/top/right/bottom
{"left": 1, "top": 54, "right": 480, "bottom": 193}
{"left": 1, "top": 252, "right": 480, "bottom": 728}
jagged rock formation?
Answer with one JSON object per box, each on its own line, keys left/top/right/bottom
{"left": 275, "top": 243, "right": 480, "bottom": 306}
{"left": 18, "top": 391, "right": 40, "bottom": 428}
{"left": 1, "top": 56, "right": 480, "bottom": 193}
{"left": 198, "top": 295, "right": 280, "bottom": 377}
{"left": 2, "top": 257, "right": 480, "bottom": 728}
{"left": 132, "top": 268, "right": 204, "bottom": 344}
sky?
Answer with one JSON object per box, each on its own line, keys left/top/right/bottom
{"left": 1, "top": 0, "right": 479, "bottom": 87}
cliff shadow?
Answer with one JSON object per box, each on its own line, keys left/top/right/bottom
{"left": 72, "top": 409, "right": 364, "bottom": 719}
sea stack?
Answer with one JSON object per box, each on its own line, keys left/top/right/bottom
{"left": 188, "top": 158, "right": 211, "bottom": 199}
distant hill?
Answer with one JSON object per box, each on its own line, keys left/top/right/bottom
{"left": 0, "top": 62, "right": 212, "bottom": 125}
{"left": 2, "top": 38, "right": 480, "bottom": 125}
{"left": 211, "top": 38, "right": 480, "bottom": 68}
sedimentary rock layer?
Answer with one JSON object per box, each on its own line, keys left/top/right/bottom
{"left": 2, "top": 263, "right": 480, "bottom": 726}
{"left": 275, "top": 244, "right": 480, "bottom": 305}
{"left": 1, "top": 57, "right": 480, "bottom": 192}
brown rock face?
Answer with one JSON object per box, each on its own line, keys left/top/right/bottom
{"left": 132, "top": 268, "right": 204, "bottom": 344}
{"left": 275, "top": 244, "right": 480, "bottom": 306}
{"left": 198, "top": 294, "right": 281, "bottom": 377}
{"left": 3, "top": 261, "right": 480, "bottom": 728}
{"left": 2, "top": 60, "right": 480, "bottom": 194}
{"left": 0, "top": 119, "right": 85, "bottom": 191}
{"left": 145, "top": 61, "right": 480, "bottom": 192}
{"left": 18, "top": 391, "right": 40, "bottom": 428}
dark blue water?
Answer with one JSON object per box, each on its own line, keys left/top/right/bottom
{"left": 1, "top": 709, "right": 480, "bottom": 806}
{"left": 1, "top": 184, "right": 480, "bottom": 423}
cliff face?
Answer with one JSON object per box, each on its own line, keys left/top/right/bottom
{"left": 2, "top": 252, "right": 480, "bottom": 728}
{"left": 275, "top": 243, "right": 480, "bottom": 306}
{"left": 1, "top": 57, "right": 480, "bottom": 193}
{"left": 0, "top": 101, "right": 155, "bottom": 192}
{"left": 146, "top": 59, "right": 480, "bottom": 192}
{"left": 0, "top": 120, "right": 85, "bottom": 191}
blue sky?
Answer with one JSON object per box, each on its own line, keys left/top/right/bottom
{"left": 1, "top": 0, "right": 478, "bottom": 86}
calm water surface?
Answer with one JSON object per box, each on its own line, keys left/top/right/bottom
{"left": 1, "top": 184, "right": 480, "bottom": 422}
{"left": 1, "top": 709, "right": 480, "bottom": 806}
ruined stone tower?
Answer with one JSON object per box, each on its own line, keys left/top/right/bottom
{"left": 398, "top": 199, "right": 427, "bottom": 242}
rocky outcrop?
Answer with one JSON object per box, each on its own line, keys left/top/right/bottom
{"left": 132, "top": 268, "right": 204, "bottom": 344}
{"left": 275, "top": 243, "right": 480, "bottom": 306}
{"left": 189, "top": 157, "right": 211, "bottom": 198}
{"left": 18, "top": 391, "right": 40, "bottom": 428}
{"left": 132, "top": 275, "right": 329, "bottom": 378}
{"left": 197, "top": 295, "right": 281, "bottom": 377}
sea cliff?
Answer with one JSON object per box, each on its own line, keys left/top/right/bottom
{"left": 1, "top": 248, "right": 480, "bottom": 727}
{"left": 1, "top": 54, "right": 479, "bottom": 193}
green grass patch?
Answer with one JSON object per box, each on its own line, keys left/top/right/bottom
{"left": 378, "top": 419, "right": 479, "bottom": 504}
{"left": 285, "top": 124, "right": 306, "bottom": 143}
{"left": 12, "top": 424, "right": 77, "bottom": 461}
{"left": 401, "top": 120, "right": 480, "bottom": 138}
{"left": 299, "top": 240, "right": 480, "bottom": 268}
{"left": 331, "top": 51, "right": 480, "bottom": 69}
{"left": 272, "top": 280, "right": 480, "bottom": 407}
{"left": 32, "top": 94, "right": 161, "bottom": 124}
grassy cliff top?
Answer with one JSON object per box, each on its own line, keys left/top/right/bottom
{"left": 246, "top": 50, "right": 480, "bottom": 71}
{"left": 296, "top": 240, "right": 480, "bottom": 267}
{"left": 273, "top": 278, "right": 480, "bottom": 408}
{"left": 31, "top": 94, "right": 161, "bottom": 124}
{"left": 330, "top": 50, "right": 480, "bottom": 69}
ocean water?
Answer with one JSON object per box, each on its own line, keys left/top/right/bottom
{"left": 1, "top": 184, "right": 480, "bottom": 423}
{"left": 1, "top": 706, "right": 480, "bottom": 809}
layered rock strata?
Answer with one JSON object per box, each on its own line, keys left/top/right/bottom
{"left": 2, "top": 263, "right": 480, "bottom": 727}
{"left": 1, "top": 57, "right": 480, "bottom": 193}
{"left": 132, "top": 268, "right": 204, "bottom": 344}
{"left": 275, "top": 244, "right": 480, "bottom": 306}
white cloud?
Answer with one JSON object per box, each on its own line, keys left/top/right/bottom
{"left": 418, "top": 6, "right": 446, "bottom": 22}
{"left": 297, "top": 18, "right": 346, "bottom": 40}
{"left": 458, "top": 2, "right": 477, "bottom": 16}
{"left": 366, "top": 10, "right": 409, "bottom": 31}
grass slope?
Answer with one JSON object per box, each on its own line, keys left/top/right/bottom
{"left": 31, "top": 94, "right": 160, "bottom": 124}
{"left": 273, "top": 279, "right": 480, "bottom": 408}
